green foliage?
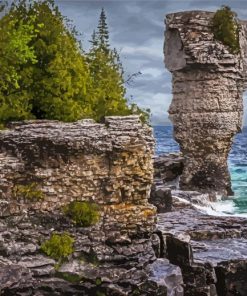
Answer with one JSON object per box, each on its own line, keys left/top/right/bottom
{"left": 0, "top": 1, "right": 149, "bottom": 124}
{"left": 27, "top": 0, "right": 92, "bottom": 121}
{"left": 212, "top": 5, "right": 240, "bottom": 53}
{"left": 56, "top": 272, "right": 82, "bottom": 283}
{"left": 13, "top": 182, "right": 45, "bottom": 201}
{"left": 86, "top": 9, "right": 150, "bottom": 122}
{"left": 0, "top": 123, "right": 6, "bottom": 130}
{"left": 0, "top": 0, "right": 91, "bottom": 124}
{"left": 0, "top": 3, "right": 38, "bottom": 123}
{"left": 41, "top": 232, "right": 75, "bottom": 261}
{"left": 96, "top": 291, "right": 106, "bottom": 296}
{"left": 63, "top": 201, "right": 100, "bottom": 227}
{"left": 95, "top": 278, "right": 102, "bottom": 286}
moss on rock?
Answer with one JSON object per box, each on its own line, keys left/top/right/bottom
{"left": 63, "top": 201, "right": 100, "bottom": 227}
{"left": 13, "top": 182, "right": 45, "bottom": 201}
{"left": 40, "top": 232, "right": 75, "bottom": 261}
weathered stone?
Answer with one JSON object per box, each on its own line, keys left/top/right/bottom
{"left": 145, "top": 258, "right": 184, "bottom": 295}
{"left": 0, "top": 116, "right": 156, "bottom": 243}
{"left": 149, "top": 187, "right": 172, "bottom": 213}
{"left": 153, "top": 153, "right": 184, "bottom": 185}
{"left": 0, "top": 116, "right": 183, "bottom": 295}
{"left": 158, "top": 208, "right": 247, "bottom": 295}
{"left": 164, "top": 11, "right": 247, "bottom": 198}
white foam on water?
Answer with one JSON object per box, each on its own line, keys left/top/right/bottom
{"left": 194, "top": 200, "right": 247, "bottom": 218}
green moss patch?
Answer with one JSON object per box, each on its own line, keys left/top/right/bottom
{"left": 13, "top": 182, "right": 45, "bottom": 201}
{"left": 56, "top": 272, "right": 82, "bottom": 283}
{"left": 41, "top": 232, "right": 75, "bottom": 262}
{"left": 212, "top": 6, "right": 240, "bottom": 53}
{"left": 63, "top": 201, "right": 100, "bottom": 227}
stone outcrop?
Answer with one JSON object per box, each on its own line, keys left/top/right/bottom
{"left": 0, "top": 117, "right": 183, "bottom": 295}
{"left": 164, "top": 11, "right": 247, "bottom": 198}
{"left": 153, "top": 153, "right": 247, "bottom": 295}
{"left": 150, "top": 153, "right": 184, "bottom": 212}
{"left": 158, "top": 208, "right": 247, "bottom": 296}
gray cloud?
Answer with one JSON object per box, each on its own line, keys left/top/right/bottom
{"left": 56, "top": 0, "right": 247, "bottom": 125}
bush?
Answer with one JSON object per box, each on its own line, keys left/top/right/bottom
{"left": 212, "top": 6, "right": 240, "bottom": 53}
{"left": 41, "top": 232, "right": 75, "bottom": 261}
{"left": 13, "top": 182, "right": 45, "bottom": 201}
{"left": 63, "top": 201, "right": 100, "bottom": 227}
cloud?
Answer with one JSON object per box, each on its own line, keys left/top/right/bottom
{"left": 55, "top": 0, "right": 247, "bottom": 125}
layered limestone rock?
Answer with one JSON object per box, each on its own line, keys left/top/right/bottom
{"left": 151, "top": 152, "right": 247, "bottom": 295}
{"left": 0, "top": 117, "right": 183, "bottom": 295}
{"left": 164, "top": 11, "right": 247, "bottom": 198}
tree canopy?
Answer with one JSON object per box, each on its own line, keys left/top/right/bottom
{"left": 0, "top": 1, "right": 149, "bottom": 125}
{"left": 212, "top": 6, "right": 240, "bottom": 54}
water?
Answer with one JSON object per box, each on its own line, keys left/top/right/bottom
{"left": 154, "top": 126, "right": 247, "bottom": 217}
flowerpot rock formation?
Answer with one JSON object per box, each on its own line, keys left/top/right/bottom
{"left": 164, "top": 11, "right": 247, "bottom": 199}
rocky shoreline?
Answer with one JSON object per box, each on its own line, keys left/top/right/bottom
{"left": 154, "top": 153, "right": 247, "bottom": 295}
{"left": 1, "top": 145, "right": 247, "bottom": 295}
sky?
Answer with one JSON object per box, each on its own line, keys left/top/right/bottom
{"left": 55, "top": 0, "right": 247, "bottom": 125}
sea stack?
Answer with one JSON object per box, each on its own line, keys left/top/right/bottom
{"left": 164, "top": 11, "right": 247, "bottom": 199}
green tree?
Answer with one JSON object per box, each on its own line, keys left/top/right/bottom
{"left": 16, "top": 0, "right": 92, "bottom": 121}
{"left": 0, "top": 1, "right": 38, "bottom": 124}
{"left": 87, "top": 8, "right": 150, "bottom": 122}
{"left": 87, "top": 9, "right": 131, "bottom": 121}
{"left": 212, "top": 6, "right": 240, "bottom": 53}
{"left": 0, "top": 2, "right": 149, "bottom": 125}
{"left": 0, "top": 0, "right": 92, "bottom": 124}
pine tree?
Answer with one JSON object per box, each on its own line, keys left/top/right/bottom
{"left": 27, "top": 0, "right": 92, "bottom": 121}
{"left": 87, "top": 9, "right": 131, "bottom": 121}
{"left": 97, "top": 8, "right": 109, "bottom": 49}
{"left": 87, "top": 8, "right": 150, "bottom": 122}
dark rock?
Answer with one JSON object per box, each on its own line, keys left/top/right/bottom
{"left": 149, "top": 187, "right": 172, "bottom": 213}
{"left": 158, "top": 208, "right": 247, "bottom": 295}
{"left": 153, "top": 153, "right": 184, "bottom": 184}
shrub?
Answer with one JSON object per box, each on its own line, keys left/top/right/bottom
{"left": 40, "top": 232, "right": 75, "bottom": 261}
{"left": 13, "top": 182, "right": 44, "bottom": 201}
{"left": 63, "top": 201, "right": 100, "bottom": 227}
{"left": 212, "top": 6, "right": 240, "bottom": 53}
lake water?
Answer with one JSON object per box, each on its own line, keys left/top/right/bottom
{"left": 154, "top": 126, "right": 247, "bottom": 217}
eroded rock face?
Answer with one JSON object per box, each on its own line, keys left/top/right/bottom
{"left": 164, "top": 11, "right": 247, "bottom": 198}
{"left": 0, "top": 117, "right": 184, "bottom": 295}
{"left": 0, "top": 116, "right": 156, "bottom": 242}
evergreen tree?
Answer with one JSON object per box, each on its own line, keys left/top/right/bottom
{"left": 0, "top": 2, "right": 38, "bottom": 124}
{"left": 97, "top": 8, "right": 109, "bottom": 49}
{"left": 87, "top": 9, "right": 133, "bottom": 121}
{"left": 212, "top": 6, "right": 240, "bottom": 53}
{"left": 27, "top": 0, "right": 92, "bottom": 121}
{"left": 0, "top": 0, "right": 92, "bottom": 124}
{"left": 0, "top": 2, "right": 149, "bottom": 125}
{"left": 87, "top": 8, "right": 150, "bottom": 122}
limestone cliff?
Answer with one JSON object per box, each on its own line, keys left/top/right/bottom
{"left": 164, "top": 11, "right": 247, "bottom": 198}
{"left": 0, "top": 116, "right": 183, "bottom": 295}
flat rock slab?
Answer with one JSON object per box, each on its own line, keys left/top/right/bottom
{"left": 157, "top": 208, "right": 247, "bottom": 295}
{"left": 192, "top": 238, "right": 247, "bottom": 265}
{"left": 158, "top": 208, "right": 247, "bottom": 240}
